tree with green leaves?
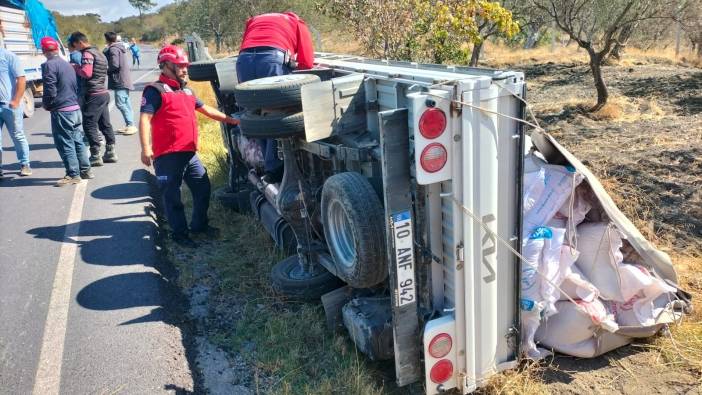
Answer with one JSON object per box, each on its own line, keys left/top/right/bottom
{"left": 532, "top": 0, "right": 678, "bottom": 111}
{"left": 322, "top": 0, "right": 518, "bottom": 64}
{"left": 129, "top": 0, "right": 157, "bottom": 22}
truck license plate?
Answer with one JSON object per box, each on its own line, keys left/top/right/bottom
{"left": 392, "top": 211, "right": 416, "bottom": 307}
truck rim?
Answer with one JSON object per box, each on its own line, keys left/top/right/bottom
{"left": 327, "top": 200, "right": 356, "bottom": 268}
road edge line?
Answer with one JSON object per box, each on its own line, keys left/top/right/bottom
{"left": 32, "top": 180, "right": 88, "bottom": 395}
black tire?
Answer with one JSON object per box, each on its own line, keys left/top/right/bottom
{"left": 234, "top": 74, "right": 320, "bottom": 110}
{"left": 213, "top": 186, "right": 251, "bottom": 213}
{"left": 321, "top": 172, "right": 387, "bottom": 288}
{"left": 188, "top": 59, "right": 228, "bottom": 82}
{"left": 271, "top": 255, "right": 344, "bottom": 301}
{"left": 239, "top": 111, "right": 305, "bottom": 139}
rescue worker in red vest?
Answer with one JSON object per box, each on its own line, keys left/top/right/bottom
{"left": 236, "top": 11, "right": 314, "bottom": 183}
{"left": 139, "top": 45, "right": 239, "bottom": 248}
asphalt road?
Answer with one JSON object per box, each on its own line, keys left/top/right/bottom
{"left": 0, "top": 47, "right": 195, "bottom": 394}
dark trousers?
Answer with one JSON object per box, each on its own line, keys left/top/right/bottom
{"left": 51, "top": 110, "right": 90, "bottom": 177}
{"left": 82, "top": 92, "right": 115, "bottom": 150}
{"left": 235, "top": 49, "right": 292, "bottom": 173}
{"left": 153, "top": 151, "right": 211, "bottom": 236}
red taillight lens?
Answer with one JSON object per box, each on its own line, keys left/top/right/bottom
{"left": 419, "top": 108, "right": 447, "bottom": 139}
{"left": 430, "top": 359, "right": 454, "bottom": 384}
{"left": 420, "top": 143, "right": 448, "bottom": 173}
{"left": 428, "top": 333, "right": 452, "bottom": 358}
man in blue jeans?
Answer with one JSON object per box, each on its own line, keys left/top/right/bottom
{"left": 0, "top": 46, "right": 31, "bottom": 178}
{"left": 41, "top": 37, "right": 92, "bottom": 186}
{"left": 104, "top": 31, "right": 136, "bottom": 135}
{"left": 236, "top": 12, "right": 314, "bottom": 183}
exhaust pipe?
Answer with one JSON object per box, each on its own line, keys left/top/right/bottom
{"left": 248, "top": 170, "right": 280, "bottom": 209}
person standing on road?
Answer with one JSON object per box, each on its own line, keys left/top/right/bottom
{"left": 0, "top": 46, "right": 31, "bottom": 178}
{"left": 139, "top": 45, "right": 239, "bottom": 248}
{"left": 67, "top": 31, "right": 118, "bottom": 167}
{"left": 129, "top": 39, "right": 141, "bottom": 69}
{"left": 104, "top": 31, "right": 137, "bottom": 135}
{"left": 236, "top": 11, "right": 314, "bottom": 183}
{"left": 40, "top": 37, "right": 93, "bottom": 187}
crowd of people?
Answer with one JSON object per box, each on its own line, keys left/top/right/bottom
{"left": 0, "top": 11, "right": 313, "bottom": 248}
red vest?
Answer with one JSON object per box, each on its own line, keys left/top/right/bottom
{"left": 148, "top": 74, "right": 199, "bottom": 158}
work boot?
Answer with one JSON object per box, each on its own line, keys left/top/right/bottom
{"left": 55, "top": 175, "right": 81, "bottom": 187}
{"left": 90, "top": 147, "right": 103, "bottom": 167}
{"left": 103, "top": 144, "right": 118, "bottom": 163}
{"left": 80, "top": 169, "right": 95, "bottom": 179}
{"left": 19, "top": 165, "right": 32, "bottom": 176}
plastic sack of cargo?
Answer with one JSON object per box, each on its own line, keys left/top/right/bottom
{"left": 522, "top": 161, "right": 584, "bottom": 235}
{"left": 611, "top": 264, "right": 677, "bottom": 327}
{"left": 559, "top": 265, "right": 599, "bottom": 302}
{"left": 574, "top": 222, "right": 626, "bottom": 301}
{"left": 520, "top": 226, "right": 575, "bottom": 359}
{"left": 535, "top": 300, "right": 624, "bottom": 358}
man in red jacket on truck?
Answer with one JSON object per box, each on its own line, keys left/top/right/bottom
{"left": 139, "top": 45, "right": 239, "bottom": 248}
{"left": 236, "top": 11, "right": 314, "bottom": 183}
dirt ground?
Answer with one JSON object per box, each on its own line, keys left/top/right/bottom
{"left": 516, "top": 59, "right": 702, "bottom": 394}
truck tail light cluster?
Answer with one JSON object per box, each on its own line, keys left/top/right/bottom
{"left": 423, "top": 316, "right": 457, "bottom": 393}
{"left": 428, "top": 333, "right": 453, "bottom": 383}
{"left": 410, "top": 91, "right": 452, "bottom": 185}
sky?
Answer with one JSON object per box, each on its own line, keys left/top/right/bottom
{"left": 42, "top": 0, "right": 176, "bottom": 22}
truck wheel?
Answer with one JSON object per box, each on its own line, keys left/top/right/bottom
{"left": 22, "top": 88, "right": 34, "bottom": 118}
{"left": 321, "top": 172, "right": 388, "bottom": 288}
{"left": 239, "top": 111, "right": 305, "bottom": 139}
{"left": 234, "top": 74, "right": 320, "bottom": 110}
{"left": 271, "top": 255, "right": 344, "bottom": 301}
{"left": 188, "top": 59, "right": 229, "bottom": 82}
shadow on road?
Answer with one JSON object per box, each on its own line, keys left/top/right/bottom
{"left": 26, "top": 168, "right": 203, "bottom": 393}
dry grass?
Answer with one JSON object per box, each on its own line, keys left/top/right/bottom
{"left": 480, "top": 362, "right": 549, "bottom": 395}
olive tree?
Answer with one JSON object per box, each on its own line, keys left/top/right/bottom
{"left": 532, "top": 0, "right": 678, "bottom": 111}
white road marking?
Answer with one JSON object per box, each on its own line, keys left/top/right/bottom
{"left": 32, "top": 181, "right": 88, "bottom": 395}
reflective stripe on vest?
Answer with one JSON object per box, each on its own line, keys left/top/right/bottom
{"left": 149, "top": 82, "right": 199, "bottom": 158}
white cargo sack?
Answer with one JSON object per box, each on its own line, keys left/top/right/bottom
{"left": 535, "top": 300, "right": 623, "bottom": 358}
{"left": 574, "top": 222, "right": 625, "bottom": 301}
{"left": 559, "top": 265, "right": 599, "bottom": 302}
{"left": 523, "top": 163, "right": 584, "bottom": 235}
{"left": 612, "top": 264, "right": 677, "bottom": 327}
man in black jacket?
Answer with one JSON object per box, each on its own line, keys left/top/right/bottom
{"left": 40, "top": 37, "right": 93, "bottom": 186}
{"left": 68, "top": 31, "right": 117, "bottom": 166}
{"left": 104, "top": 32, "right": 136, "bottom": 135}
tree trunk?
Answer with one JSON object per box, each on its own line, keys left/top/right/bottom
{"left": 610, "top": 22, "right": 637, "bottom": 61}
{"left": 469, "top": 41, "right": 483, "bottom": 67}
{"left": 215, "top": 32, "right": 222, "bottom": 53}
{"left": 524, "top": 26, "right": 541, "bottom": 49}
{"left": 588, "top": 50, "right": 608, "bottom": 111}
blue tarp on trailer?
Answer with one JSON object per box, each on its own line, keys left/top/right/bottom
{"left": 4, "top": 0, "right": 59, "bottom": 48}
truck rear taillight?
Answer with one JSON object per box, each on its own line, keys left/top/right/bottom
{"left": 420, "top": 143, "right": 448, "bottom": 173}
{"left": 428, "top": 333, "right": 452, "bottom": 358}
{"left": 429, "top": 359, "right": 454, "bottom": 384}
{"left": 419, "top": 108, "right": 447, "bottom": 139}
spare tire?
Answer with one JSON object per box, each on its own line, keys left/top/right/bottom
{"left": 321, "top": 172, "right": 388, "bottom": 288}
{"left": 188, "top": 59, "right": 231, "bottom": 82}
{"left": 234, "top": 74, "right": 320, "bottom": 110}
{"left": 271, "top": 255, "right": 344, "bottom": 301}
{"left": 239, "top": 111, "right": 305, "bottom": 139}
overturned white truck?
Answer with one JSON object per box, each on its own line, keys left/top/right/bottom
{"left": 189, "top": 53, "right": 691, "bottom": 393}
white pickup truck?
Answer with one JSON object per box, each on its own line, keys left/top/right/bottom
{"left": 0, "top": 0, "right": 64, "bottom": 118}
{"left": 190, "top": 52, "right": 690, "bottom": 394}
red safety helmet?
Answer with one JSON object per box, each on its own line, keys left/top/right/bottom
{"left": 157, "top": 45, "right": 189, "bottom": 66}
{"left": 40, "top": 36, "right": 59, "bottom": 51}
